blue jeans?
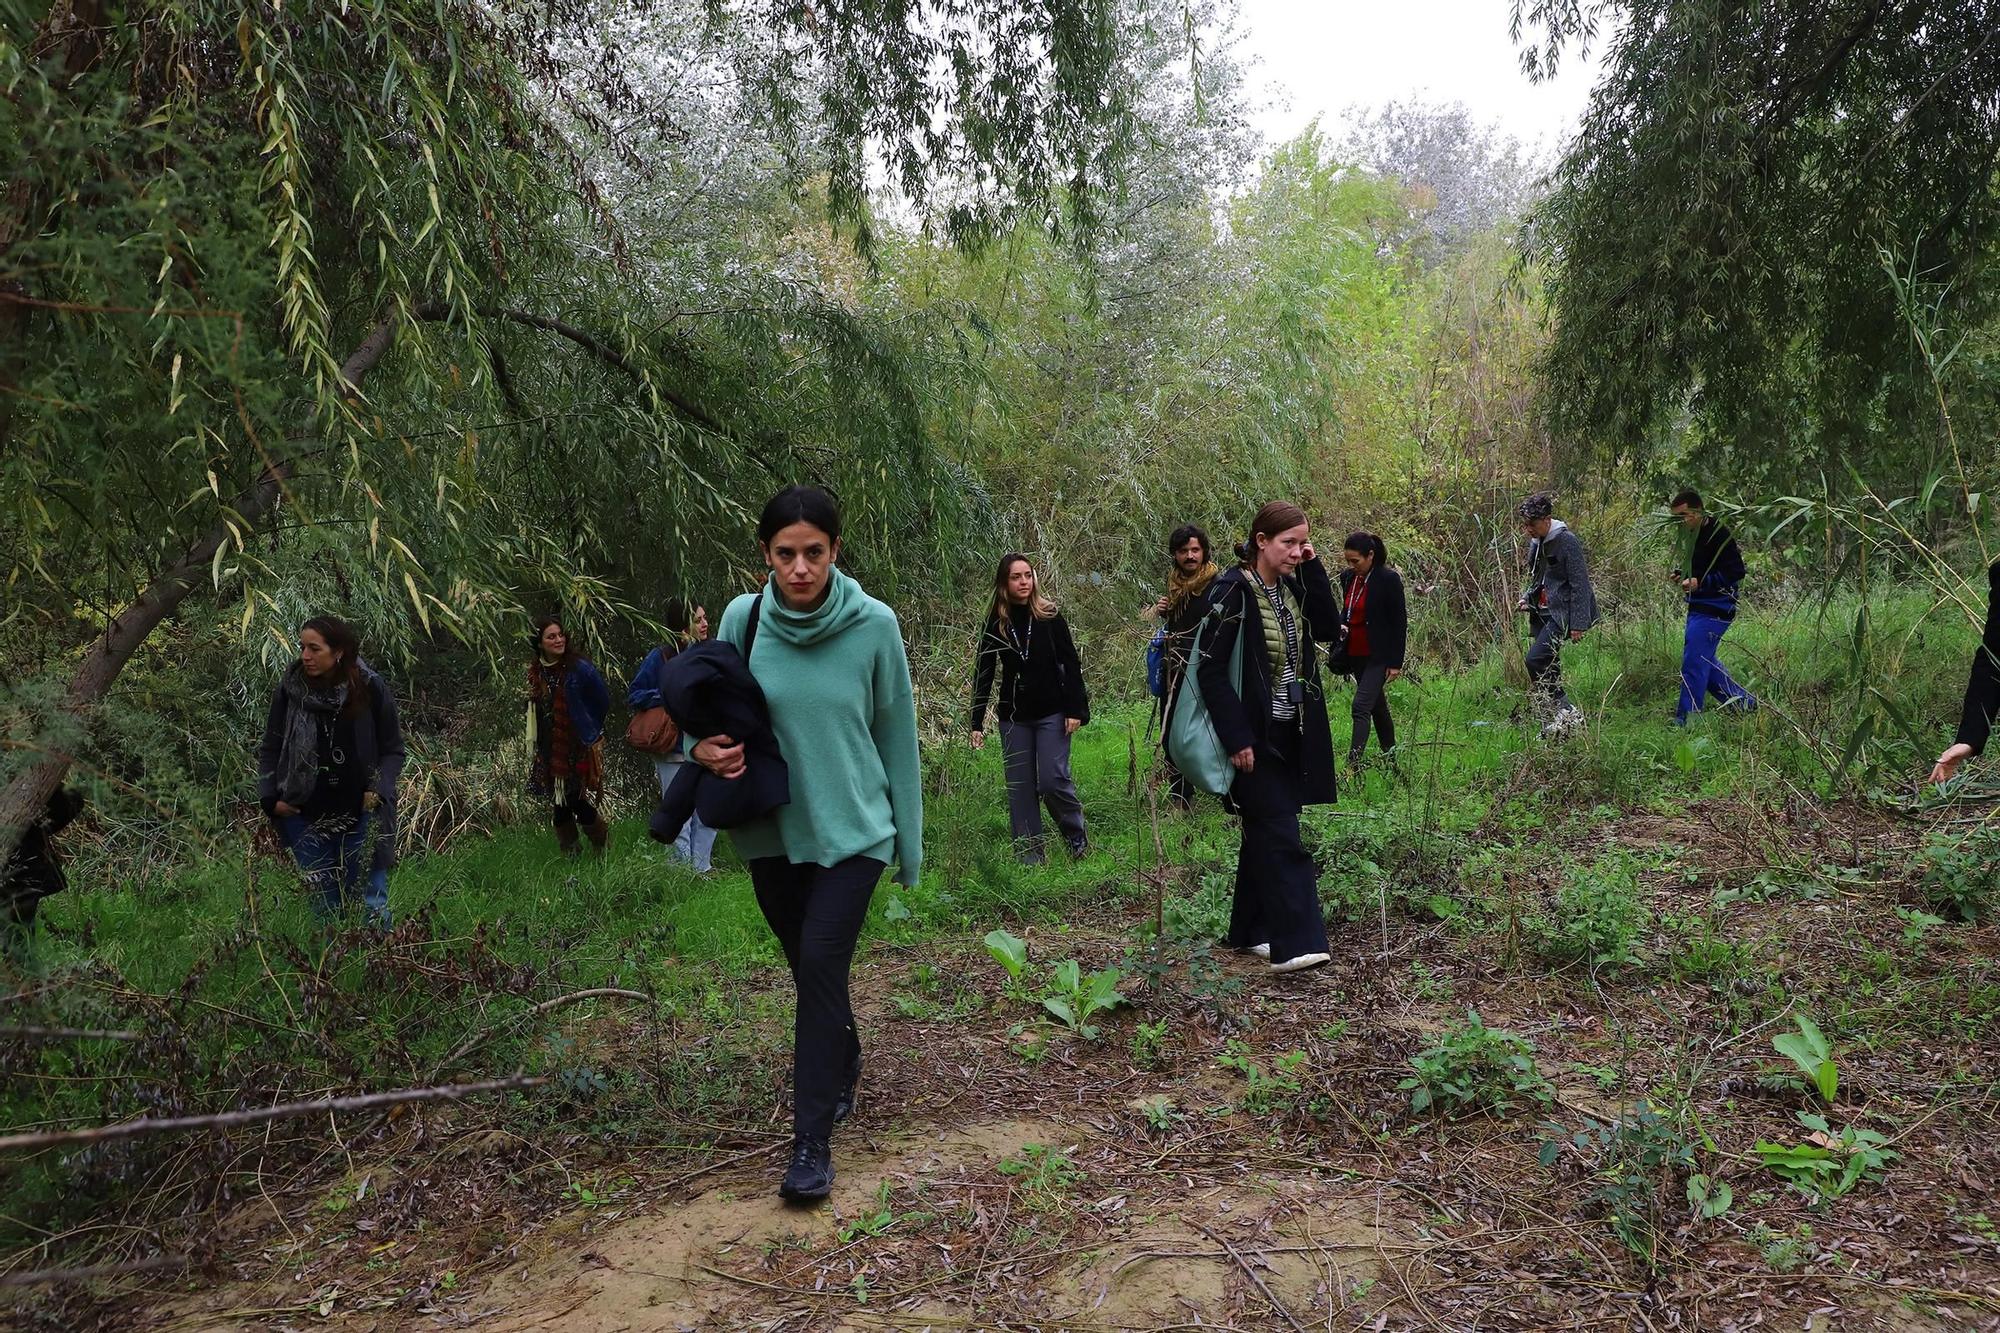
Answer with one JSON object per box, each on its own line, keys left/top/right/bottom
{"left": 653, "top": 759, "right": 717, "bottom": 873}
{"left": 279, "top": 813, "right": 386, "bottom": 924}
{"left": 1678, "top": 612, "right": 1754, "bottom": 721}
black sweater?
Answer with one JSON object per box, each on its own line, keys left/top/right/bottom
{"left": 970, "top": 606, "right": 1090, "bottom": 729}
{"left": 1955, "top": 560, "right": 2000, "bottom": 756}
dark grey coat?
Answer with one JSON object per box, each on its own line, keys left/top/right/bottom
{"left": 1522, "top": 521, "right": 1599, "bottom": 633}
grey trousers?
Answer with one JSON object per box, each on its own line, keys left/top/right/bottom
{"left": 999, "top": 713, "right": 1087, "bottom": 862}
{"left": 1347, "top": 657, "right": 1396, "bottom": 762}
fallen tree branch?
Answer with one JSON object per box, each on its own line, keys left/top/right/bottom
{"left": 0, "top": 1024, "right": 142, "bottom": 1042}
{"left": 1189, "top": 1219, "right": 1308, "bottom": 1333}
{"left": 0, "top": 1252, "right": 190, "bottom": 1288}
{"left": 0, "top": 1073, "right": 545, "bottom": 1154}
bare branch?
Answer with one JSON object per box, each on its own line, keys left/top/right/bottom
{"left": 0, "top": 1073, "right": 547, "bottom": 1154}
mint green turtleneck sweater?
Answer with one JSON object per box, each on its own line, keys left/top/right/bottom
{"left": 715, "top": 568, "right": 924, "bottom": 886}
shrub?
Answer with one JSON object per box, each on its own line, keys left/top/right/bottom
{"left": 1919, "top": 826, "right": 1998, "bottom": 923}
{"left": 1401, "top": 1009, "right": 1551, "bottom": 1117}
{"left": 1529, "top": 851, "right": 1648, "bottom": 966}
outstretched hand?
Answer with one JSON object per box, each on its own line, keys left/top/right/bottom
{"left": 1928, "top": 742, "right": 1974, "bottom": 785}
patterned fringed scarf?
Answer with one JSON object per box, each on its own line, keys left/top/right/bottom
{"left": 528, "top": 660, "right": 602, "bottom": 801}
{"left": 1165, "top": 560, "right": 1220, "bottom": 616}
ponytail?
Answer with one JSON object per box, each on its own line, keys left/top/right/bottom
{"left": 1344, "top": 531, "right": 1388, "bottom": 567}
{"left": 1238, "top": 501, "right": 1308, "bottom": 568}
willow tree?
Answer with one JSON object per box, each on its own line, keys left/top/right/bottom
{"left": 1514, "top": 0, "right": 2000, "bottom": 482}
{"left": 0, "top": 0, "right": 1135, "bottom": 860}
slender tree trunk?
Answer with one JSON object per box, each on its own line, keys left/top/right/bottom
{"left": 0, "top": 299, "right": 681, "bottom": 867}
{"left": 0, "top": 464, "right": 292, "bottom": 868}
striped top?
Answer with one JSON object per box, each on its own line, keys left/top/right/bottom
{"left": 1255, "top": 574, "right": 1301, "bottom": 721}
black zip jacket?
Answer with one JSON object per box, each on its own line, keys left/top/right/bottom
{"left": 1684, "top": 517, "right": 1747, "bottom": 620}
{"left": 1196, "top": 558, "right": 1343, "bottom": 806}
{"left": 970, "top": 606, "right": 1090, "bottom": 729}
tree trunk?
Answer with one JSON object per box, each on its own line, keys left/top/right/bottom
{"left": 0, "top": 299, "right": 677, "bottom": 868}
{"left": 0, "top": 464, "right": 293, "bottom": 870}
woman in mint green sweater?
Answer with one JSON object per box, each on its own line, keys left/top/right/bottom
{"left": 692, "top": 485, "right": 922, "bottom": 1204}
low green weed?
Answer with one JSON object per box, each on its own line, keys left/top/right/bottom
{"left": 1401, "top": 1010, "right": 1551, "bottom": 1117}
{"left": 1771, "top": 1013, "right": 1838, "bottom": 1103}
{"left": 1920, "top": 826, "right": 1998, "bottom": 923}
{"left": 1528, "top": 852, "right": 1648, "bottom": 967}
{"left": 1749, "top": 1220, "right": 1816, "bottom": 1272}
{"left": 997, "top": 1143, "right": 1080, "bottom": 1210}
{"left": 1537, "top": 1099, "right": 1710, "bottom": 1268}
{"left": 1218, "top": 1040, "right": 1308, "bottom": 1117}
{"left": 1041, "top": 959, "right": 1128, "bottom": 1038}
{"left": 1128, "top": 1018, "right": 1169, "bottom": 1069}
{"left": 1755, "top": 1112, "right": 1896, "bottom": 1204}
{"left": 1894, "top": 906, "right": 1947, "bottom": 948}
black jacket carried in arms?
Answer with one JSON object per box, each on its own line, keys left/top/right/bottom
{"left": 649, "top": 638, "right": 791, "bottom": 836}
{"left": 1954, "top": 560, "right": 2000, "bottom": 757}
{"left": 969, "top": 606, "right": 1090, "bottom": 728}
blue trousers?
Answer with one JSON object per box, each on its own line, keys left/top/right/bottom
{"left": 653, "top": 759, "right": 718, "bottom": 872}
{"left": 1678, "top": 612, "right": 1754, "bottom": 721}
{"left": 279, "top": 813, "right": 386, "bottom": 924}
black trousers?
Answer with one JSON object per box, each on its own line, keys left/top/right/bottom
{"left": 749, "top": 854, "right": 883, "bottom": 1140}
{"left": 1525, "top": 614, "right": 1569, "bottom": 710}
{"left": 1223, "top": 733, "right": 1328, "bottom": 966}
{"left": 1346, "top": 657, "right": 1396, "bottom": 762}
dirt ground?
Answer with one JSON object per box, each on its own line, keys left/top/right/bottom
{"left": 15, "top": 804, "right": 2000, "bottom": 1332}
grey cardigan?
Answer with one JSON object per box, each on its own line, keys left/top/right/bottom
{"left": 1522, "top": 521, "right": 1599, "bottom": 633}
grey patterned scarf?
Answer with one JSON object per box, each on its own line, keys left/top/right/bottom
{"left": 276, "top": 663, "right": 348, "bottom": 807}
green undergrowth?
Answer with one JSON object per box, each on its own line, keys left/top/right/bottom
{"left": 5, "top": 588, "right": 1995, "bottom": 1265}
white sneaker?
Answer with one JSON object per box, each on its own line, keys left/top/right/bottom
{"left": 1540, "top": 705, "right": 1584, "bottom": 740}
{"left": 1270, "top": 951, "right": 1330, "bottom": 974}
{"left": 1249, "top": 943, "right": 1271, "bottom": 959}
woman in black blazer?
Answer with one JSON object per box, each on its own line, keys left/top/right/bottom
{"left": 1197, "top": 502, "right": 1344, "bottom": 973}
{"left": 1337, "top": 532, "right": 1406, "bottom": 768}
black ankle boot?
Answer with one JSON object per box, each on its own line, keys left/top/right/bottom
{"left": 833, "top": 1056, "right": 863, "bottom": 1125}
{"left": 779, "top": 1135, "right": 833, "bottom": 1202}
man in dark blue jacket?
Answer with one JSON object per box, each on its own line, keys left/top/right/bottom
{"left": 1670, "top": 489, "right": 1757, "bottom": 724}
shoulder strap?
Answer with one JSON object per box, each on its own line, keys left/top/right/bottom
{"left": 743, "top": 593, "right": 764, "bottom": 665}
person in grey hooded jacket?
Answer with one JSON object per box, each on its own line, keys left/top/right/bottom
{"left": 1514, "top": 493, "right": 1597, "bottom": 734}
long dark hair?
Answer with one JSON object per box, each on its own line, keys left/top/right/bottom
{"left": 531, "top": 613, "right": 575, "bottom": 663}
{"left": 988, "top": 552, "right": 1057, "bottom": 627}
{"left": 1343, "top": 531, "right": 1389, "bottom": 568}
{"left": 1235, "top": 501, "right": 1308, "bottom": 567}
{"left": 301, "top": 615, "right": 368, "bottom": 717}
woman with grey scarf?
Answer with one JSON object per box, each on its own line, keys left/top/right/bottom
{"left": 256, "top": 616, "right": 404, "bottom": 924}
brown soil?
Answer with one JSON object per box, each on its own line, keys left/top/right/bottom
{"left": 15, "top": 805, "right": 2000, "bottom": 1332}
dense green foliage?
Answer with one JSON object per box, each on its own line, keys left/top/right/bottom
{"left": 1516, "top": 0, "right": 2000, "bottom": 486}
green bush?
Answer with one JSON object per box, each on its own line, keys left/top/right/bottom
{"left": 1919, "top": 825, "right": 1998, "bottom": 923}
{"left": 1400, "top": 1008, "right": 1552, "bottom": 1117}
{"left": 1529, "top": 851, "right": 1648, "bottom": 966}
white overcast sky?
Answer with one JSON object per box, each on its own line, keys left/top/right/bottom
{"left": 1231, "top": 0, "right": 1608, "bottom": 156}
